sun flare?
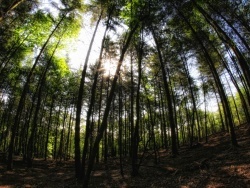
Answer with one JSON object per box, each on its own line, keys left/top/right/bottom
{"left": 102, "top": 60, "right": 117, "bottom": 77}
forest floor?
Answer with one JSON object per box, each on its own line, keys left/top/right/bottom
{"left": 0, "top": 123, "right": 250, "bottom": 188}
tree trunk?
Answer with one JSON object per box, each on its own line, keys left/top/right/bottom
{"left": 118, "top": 76, "right": 124, "bottom": 176}
{"left": 175, "top": 5, "right": 238, "bottom": 146}
{"left": 224, "top": 74, "right": 241, "bottom": 125}
{"left": 57, "top": 105, "right": 68, "bottom": 161}
{"left": 82, "top": 22, "right": 139, "bottom": 187}
{"left": 206, "top": 1, "right": 250, "bottom": 53}
{"left": 65, "top": 103, "right": 74, "bottom": 160}
{"left": 0, "top": 34, "right": 29, "bottom": 75}
{"left": 44, "top": 96, "right": 55, "bottom": 161}
{"left": 201, "top": 77, "right": 208, "bottom": 143}
{"left": 27, "top": 37, "right": 61, "bottom": 167}
{"left": 192, "top": 1, "right": 250, "bottom": 90}
{"left": 0, "top": 0, "right": 25, "bottom": 22}
{"left": 81, "top": 10, "right": 111, "bottom": 178}
{"left": 7, "top": 14, "right": 65, "bottom": 170}
{"left": 132, "top": 33, "right": 144, "bottom": 176}
{"left": 54, "top": 98, "right": 62, "bottom": 160}
{"left": 152, "top": 29, "right": 178, "bottom": 156}
{"left": 158, "top": 82, "right": 168, "bottom": 149}
{"left": 130, "top": 51, "right": 135, "bottom": 159}
{"left": 74, "top": 10, "right": 103, "bottom": 180}
{"left": 181, "top": 55, "right": 200, "bottom": 146}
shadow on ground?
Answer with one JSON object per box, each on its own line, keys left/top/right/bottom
{"left": 0, "top": 124, "right": 249, "bottom": 188}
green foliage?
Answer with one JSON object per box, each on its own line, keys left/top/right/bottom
{"left": 53, "top": 56, "right": 70, "bottom": 77}
{"left": 20, "top": 11, "right": 54, "bottom": 47}
{"left": 47, "top": 137, "right": 54, "bottom": 158}
{"left": 120, "top": 0, "right": 149, "bottom": 26}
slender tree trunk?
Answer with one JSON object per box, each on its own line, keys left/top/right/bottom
{"left": 181, "top": 55, "right": 200, "bottom": 146}
{"left": 214, "top": 91, "right": 226, "bottom": 131}
{"left": 206, "top": 21, "right": 250, "bottom": 124}
{"left": 104, "top": 75, "right": 111, "bottom": 162}
{"left": 206, "top": 1, "right": 250, "bottom": 53}
{"left": 65, "top": 103, "right": 74, "bottom": 160}
{"left": 54, "top": 98, "right": 62, "bottom": 160}
{"left": 224, "top": 75, "right": 241, "bottom": 125}
{"left": 158, "top": 82, "right": 168, "bottom": 149}
{"left": 118, "top": 76, "right": 124, "bottom": 176}
{"left": 0, "top": 34, "right": 30, "bottom": 75}
{"left": 132, "top": 33, "right": 143, "bottom": 176}
{"left": 44, "top": 96, "right": 55, "bottom": 161}
{"left": 192, "top": 1, "right": 250, "bottom": 89}
{"left": 152, "top": 29, "right": 178, "bottom": 156}
{"left": 22, "top": 101, "right": 35, "bottom": 162}
{"left": 0, "top": 0, "right": 25, "bottom": 22}
{"left": 232, "top": 11, "right": 250, "bottom": 33}
{"left": 57, "top": 105, "right": 68, "bottom": 161}
{"left": 183, "top": 95, "right": 191, "bottom": 145}
{"left": 81, "top": 10, "right": 110, "bottom": 178}
{"left": 27, "top": 37, "right": 61, "bottom": 167}
{"left": 74, "top": 10, "right": 103, "bottom": 180}
{"left": 124, "top": 93, "right": 128, "bottom": 156}
{"left": 130, "top": 51, "right": 135, "bottom": 159}
{"left": 175, "top": 5, "right": 238, "bottom": 146}
{"left": 7, "top": 14, "right": 65, "bottom": 170}
{"left": 111, "top": 102, "right": 115, "bottom": 157}
{"left": 201, "top": 77, "right": 208, "bottom": 143}
{"left": 96, "top": 75, "right": 104, "bottom": 163}
{"left": 83, "top": 22, "right": 139, "bottom": 187}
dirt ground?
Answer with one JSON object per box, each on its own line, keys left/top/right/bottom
{"left": 0, "top": 124, "right": 250, "bottom": 188}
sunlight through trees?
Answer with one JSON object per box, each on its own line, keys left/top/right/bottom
{"left": 0, "top": 0, "right": 250, "bottom": 187}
